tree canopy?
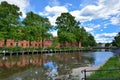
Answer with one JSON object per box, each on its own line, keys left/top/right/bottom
{"left": 55, "top": 13, "right": 96, "bottom": 47}
{"left": 0, "top": 1, "right": 22, "bottom": 45}
{"left": 112, "top": 32, "right": 120, "bottom": 47}
{"left": 0, "top": 1, "right": 52, "bottom": 48}
{"left": 0, "top": 1, "right": 97, "bottom": 48}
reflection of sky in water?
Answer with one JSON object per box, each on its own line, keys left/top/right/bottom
{"left": 93, "top": 52, "right": 114, "bottom": 67}
{"left": 44, "top": 62, "right": 58, "bottom": 79}
{"left": 0, "top": 51, "right": 115, "bottom": 79}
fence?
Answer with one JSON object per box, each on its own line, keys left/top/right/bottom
{"left": 81, "top": 68, "right": 120, "bottom": 80}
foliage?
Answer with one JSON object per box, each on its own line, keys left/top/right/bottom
{"left": 51, "top": 37, "right": 59, "bottom": 48}
{"left": 55, "top": 13, "right": 96, "bottom": 47}
{"left": 0, "top": 1, "right": 97, "bottom": 49}
{"left": 22, "top": 11, "right": 52, "bottom": 48}
{"left": 56, "top": 13, "right": 77, "bottom": 46}
{"left": 87, "top": 33, "right": 97, "bottom": 47}
{"left": 0, "top": 1, "right": 53, "bottom": 49}
{"left": 112, "top": 32, "right": 120, "bottom": 47}
{"left": 2, "top": 46, "right": 22, "bottom": 52}
{"left": 0, "top": 1, "right": 22, "bottom": 42}
{"left": 105, "top": 43, "right": 111, "bottom": 47}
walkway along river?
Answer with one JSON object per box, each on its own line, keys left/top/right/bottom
{"left": 0, "top": 49, "right": 115, "bottom": 80}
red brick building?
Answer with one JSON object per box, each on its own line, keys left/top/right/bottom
{"left": 44, "top": 39, "right": 53, "bottom": 48}
{"left": 6, "top": 39, "right": 16, "bottom": 47}
{"left": 0, "top": 39, "right": 53, "bottom": 48}
{"left": 18, "top": 40, "right": 29, "bottom": 48}
{"left": 0, "top": 39, "right": 81, "bottom": 48}
{"left": 0, "top": 40, "right": 4, "bottom": 48}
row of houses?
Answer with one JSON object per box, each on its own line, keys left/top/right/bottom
{"left": 0, "top": 39, "right": 81, "bottom": 48}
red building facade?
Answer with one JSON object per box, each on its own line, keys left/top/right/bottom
{"left": 0, "top": 39, "right": 81, "bottom": 48}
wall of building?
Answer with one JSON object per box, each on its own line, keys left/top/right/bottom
{"left": 60, "top": 42, "right": 81, "bottom": 48}
{"left": 0, "top": 40, "right": 4, "bottom": 48}
{"left": 0, "top": 39, "right": 81, "bottom": 48}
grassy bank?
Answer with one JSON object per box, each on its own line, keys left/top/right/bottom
{"left": 88, "top": 56, "right": 120, "bottom": 79}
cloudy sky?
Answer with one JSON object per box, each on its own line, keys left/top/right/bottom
{"left": 0, "top": 0, "right": 120, "bottom": 43}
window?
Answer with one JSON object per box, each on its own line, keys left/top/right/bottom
{"left": 16, "top": 43, "right": 18, "bottom": 46}
{"left": 21, "top": 43, "right": 23, "bottom": 46}
{"left": 10, "top": 43, "right": 13, "bottom": 46}
{"left": 35, "top": 44, "right": 37, "bottom": 47}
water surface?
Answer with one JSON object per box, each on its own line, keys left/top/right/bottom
{"left": 0, "top": 51, "right": 114, "bottom": 80}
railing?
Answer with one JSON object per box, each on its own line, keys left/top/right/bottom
{"left": 81, "top": 68, "right": 120, "bottom": 80}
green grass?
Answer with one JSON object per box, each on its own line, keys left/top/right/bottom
{"left": 88, "top": 56, "right": 120, "bottom": 79}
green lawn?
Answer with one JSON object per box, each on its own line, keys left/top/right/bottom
{"left": 88, "top": 56, "right": 120, "bottom": 79}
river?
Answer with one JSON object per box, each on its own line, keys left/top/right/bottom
{"left": 0, "top": 50, "right": 115, "bottom": 80}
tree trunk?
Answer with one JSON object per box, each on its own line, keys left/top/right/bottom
{"left": 4, "top": 39, "right": 7, "bottom": 47}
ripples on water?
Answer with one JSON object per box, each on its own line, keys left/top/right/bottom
{"left": 0, "top": 50, "right": 114, "bottom": 80}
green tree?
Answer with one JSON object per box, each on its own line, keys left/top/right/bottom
{"left": 56, "top": 12, "right": 96, "bottom": 47}
{"left": 112, "top": 32, "right": 120, "bottom": 47}
{"left": 73, "top": 26, "right": 88, "bottom": 47}
{"left": 23, "top": 11, "right": 52, "bottom": 48}
{"left": 55, "top": 13, "right": 78, "bottom": 47}
{"left": 0, "top": 1, "right": 22, "bottom": 45}
{"left": 87, "top": 33, "right": 96, "bottom": 47}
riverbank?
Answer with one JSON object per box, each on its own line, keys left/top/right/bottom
{"left": 71, "top": 66, "right": 101, "bottom": 79}
{"left": 0, "top": 47, "right": 93, "bottom": 56}
{"left": 70, "top": 56, "right": 120, "bottom": 80}
{"left": 88, "top": 56, "right": 120, "bottom": 79}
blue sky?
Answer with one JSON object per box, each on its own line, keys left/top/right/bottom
{"left": 0, "top": 0, "right": 120, "bottom": 43}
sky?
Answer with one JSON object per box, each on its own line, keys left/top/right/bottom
{"left": 0, "top": 0, "right": 120, "bottom": 43}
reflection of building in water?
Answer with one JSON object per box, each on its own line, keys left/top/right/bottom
{"left": 0, "top": 53, "right": 94, "bottom": 69}
{"left": 0, "top": 55, "right": 49, "bottom": 68}
{"left": 0, "top": 60, "right": 3, "bottom": 67}
{"left": 0, "top": 53, "right": 95, "bottom": 80}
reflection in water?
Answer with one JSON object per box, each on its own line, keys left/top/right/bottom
{"left": 0, "top": 51, "right": 114, "bottom": 80}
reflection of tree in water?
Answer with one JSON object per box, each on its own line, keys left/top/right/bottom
{"left": 51, "top": 52, "right": 95, "bottom": 79}
{"left": 0, "top": 52, "right": 95, "bottom": 79}
{"left": 0, "top": 54, "right": 47, "bottom": 79}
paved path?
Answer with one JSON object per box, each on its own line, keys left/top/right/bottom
{"left": 71, "top": 66, "right": 101, "bottom": 80}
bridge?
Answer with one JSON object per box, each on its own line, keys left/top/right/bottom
{"left": 92, "top": 46, "right": 119, "bottom": 49}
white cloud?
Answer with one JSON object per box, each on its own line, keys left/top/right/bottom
{"left": 40, "top": 0, "right": 120, "bottom": 25}
{"left": 95, "top": 32, "right": 117, "bottom": 43}
{"left": 0, "top": 0, "right": 30, "bottom": 18}
{"left": 71, "top": 0, "right": 120, "bottom": 23}
{"left": 50, "top": 30, "right": 57, "bottom": 37}
{"left": 110, "top": 14, "right": 120, "bottom": 25}
{"left": 84, "top": 24, "right": 100, "bottom": 32}
{"left": 39, "top": 5, "right": 68, "bottom": 25}
{"left": 45, "top": 6, "right": 68, "bottom": 15}
{"left": 49, "top": 0, "right": 60, "bottom": 6}
{"left": 84, "top": 27, "right": 93, "bottom": 32}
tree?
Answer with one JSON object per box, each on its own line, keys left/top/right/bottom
{"left": 55, "top": 13, "right": 78, "bottom": 47}
{"left": 22, "top": 11, "right": 42, "bottom": 26}
{"left": 0, "top": 1, "right": 22, "bottom": 46}
{"left": 112, "top": 32, "right": 120, "bottom": 47}
{"left": 56, "top": 13, "right": 77, "bottom": 32}
{"left": 87, "top": 33, "right": 96, "bottom": 47}
{"left": 56, "top": 12, "right": 96, "bottom": 47}
{"left": 22, "top": 11, "right": 52, "bottom": 48}
{"left": 73, "top": 26, "right": 88, "bottom": 47}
